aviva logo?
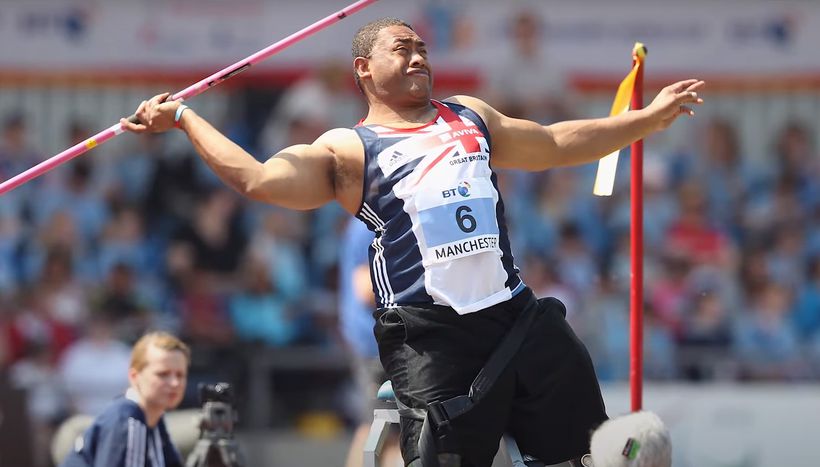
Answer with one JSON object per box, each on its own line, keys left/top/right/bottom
{"left": 438, "top": 127, "right": 482, "bottom": 142}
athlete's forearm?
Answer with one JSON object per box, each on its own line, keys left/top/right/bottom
{"left": 545, "top": 109, "right": 655, "bottom": 167}
{"left": 177, "top": 109, "right": 263, "bottom": 196}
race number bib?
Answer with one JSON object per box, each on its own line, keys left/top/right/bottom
{"left": 414, "top": 178, "right": 501, "bottom": 264}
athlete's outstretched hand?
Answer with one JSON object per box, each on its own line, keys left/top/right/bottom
{"left": 644, "top": 79, "right": 705, "bottom": 132}
{"left": 120, "top": 92, "right": 183, "bottom": 134}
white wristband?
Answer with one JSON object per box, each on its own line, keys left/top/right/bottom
{"left": 174, "top": 104, "right": 190, "bottom": 126}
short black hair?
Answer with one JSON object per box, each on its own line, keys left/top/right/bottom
{"left": 351, "top": 17, "right": 413, "bottom": 92}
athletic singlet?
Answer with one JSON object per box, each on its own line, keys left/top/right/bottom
{"left": 353, "top": 100, "right": 523, "bottom": 314}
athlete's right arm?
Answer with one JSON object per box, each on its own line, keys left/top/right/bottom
{"left": 180, "top": 109, "right": 341, "bottom": 209}
{"left": 121, "top": 93, "right": 338, "bottom": 210}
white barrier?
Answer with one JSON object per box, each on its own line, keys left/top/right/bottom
{"left": 601, "top": 383, "right": 820, "bottom": 467}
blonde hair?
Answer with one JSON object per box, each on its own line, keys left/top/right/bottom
{"left": 130, "top": 331, "right": 191, "bottom": 371}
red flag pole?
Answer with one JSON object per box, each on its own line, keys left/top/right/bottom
{"left": 629, "top": 45, "right": 646, "bottom": 412}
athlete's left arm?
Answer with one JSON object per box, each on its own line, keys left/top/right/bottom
{"left": 445, "top": 80, "right": 703, "bottom": 171}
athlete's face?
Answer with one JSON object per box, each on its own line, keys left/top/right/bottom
{"left": 365, "top": 25, "right": 432, "bottom": 103}
{"left": 130, "top": 345, "right": 187, "bottom": 413}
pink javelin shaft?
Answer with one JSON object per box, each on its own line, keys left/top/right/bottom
{"left": 0, "top": 0, "right": 378, "bottom": 196}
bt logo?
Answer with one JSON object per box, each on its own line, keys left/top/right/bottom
{"left": 442, "top": 181, "right": 471, "bottom": 198}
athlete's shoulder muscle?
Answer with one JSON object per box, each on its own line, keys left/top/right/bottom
{"left": 318, "top": 127, "right": 366, "bottom": 214}
{"left": 443, "top": 95, "right": 499, "bottom": 127}
{"left": 316, "top": 127, "right": 362, "bottom": 156}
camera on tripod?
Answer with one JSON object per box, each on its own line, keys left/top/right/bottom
{"left": 201, "top": 382, "right": 234, "bottom": 404}
{"left": 185, "top": 382, "right": 245, "bottom": 467}
{"left": 198, "top": 383, "right": 236, "bottom": 440}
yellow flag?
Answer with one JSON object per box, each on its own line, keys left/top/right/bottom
{"left": 592, "top": 42, "right": 646, "bottom": 196}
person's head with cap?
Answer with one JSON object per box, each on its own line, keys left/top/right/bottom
{"left": 588, "top": 411, "right": 671, "bottom": 467}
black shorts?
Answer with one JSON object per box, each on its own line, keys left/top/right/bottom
{"left": 373, "top": 288, "right": 607, "bottom": 466}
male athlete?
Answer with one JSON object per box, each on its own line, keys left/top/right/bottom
{"left": 122, "top": 17, "right": 703, "bottom": 467}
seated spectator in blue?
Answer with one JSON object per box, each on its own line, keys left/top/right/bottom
{"left": 734, "top": 282, "right": 804, "bottom": 380}
{"left": 679, "top": 290, "right": 732, "bottom": 380}
{"left": 33, "top": 159, "right": 110, "bottom": 249}
{"left": 794, "top": 256, "right": 820, "bottom": 342}
{"left": 60, "top": 331, "right": 189, "bottom": 467}
{"left": 229, "top": 258, "right": 300, "bottom": 347}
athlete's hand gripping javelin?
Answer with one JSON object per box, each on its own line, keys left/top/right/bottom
{"left": 120, "top": 93, "right": 182, "bottom": 134}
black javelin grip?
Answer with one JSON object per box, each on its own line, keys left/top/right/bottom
{"left": 125, "top": 93, "right": 173, "bottom": 125}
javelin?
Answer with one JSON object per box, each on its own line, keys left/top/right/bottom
{"left": 0, "top": 0, "right": 379, "bottom": 196}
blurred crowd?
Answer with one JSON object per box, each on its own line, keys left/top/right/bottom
{"left": 1, "top": 10, "right": 820, "bottom": 466}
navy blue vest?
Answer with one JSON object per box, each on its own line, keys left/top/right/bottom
{"left": 353, "top": 101, "right": 522, "bottom": 314}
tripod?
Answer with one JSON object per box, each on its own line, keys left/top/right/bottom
{"left": 185, "top": 401, "right": 246, "bottom": 467}
{"left": 185, "top": 437, "right": 245, "bottom": 467}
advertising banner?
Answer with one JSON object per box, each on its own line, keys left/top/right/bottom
{"left": 1, "top": 1, "right": 819, "bottom": 76}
